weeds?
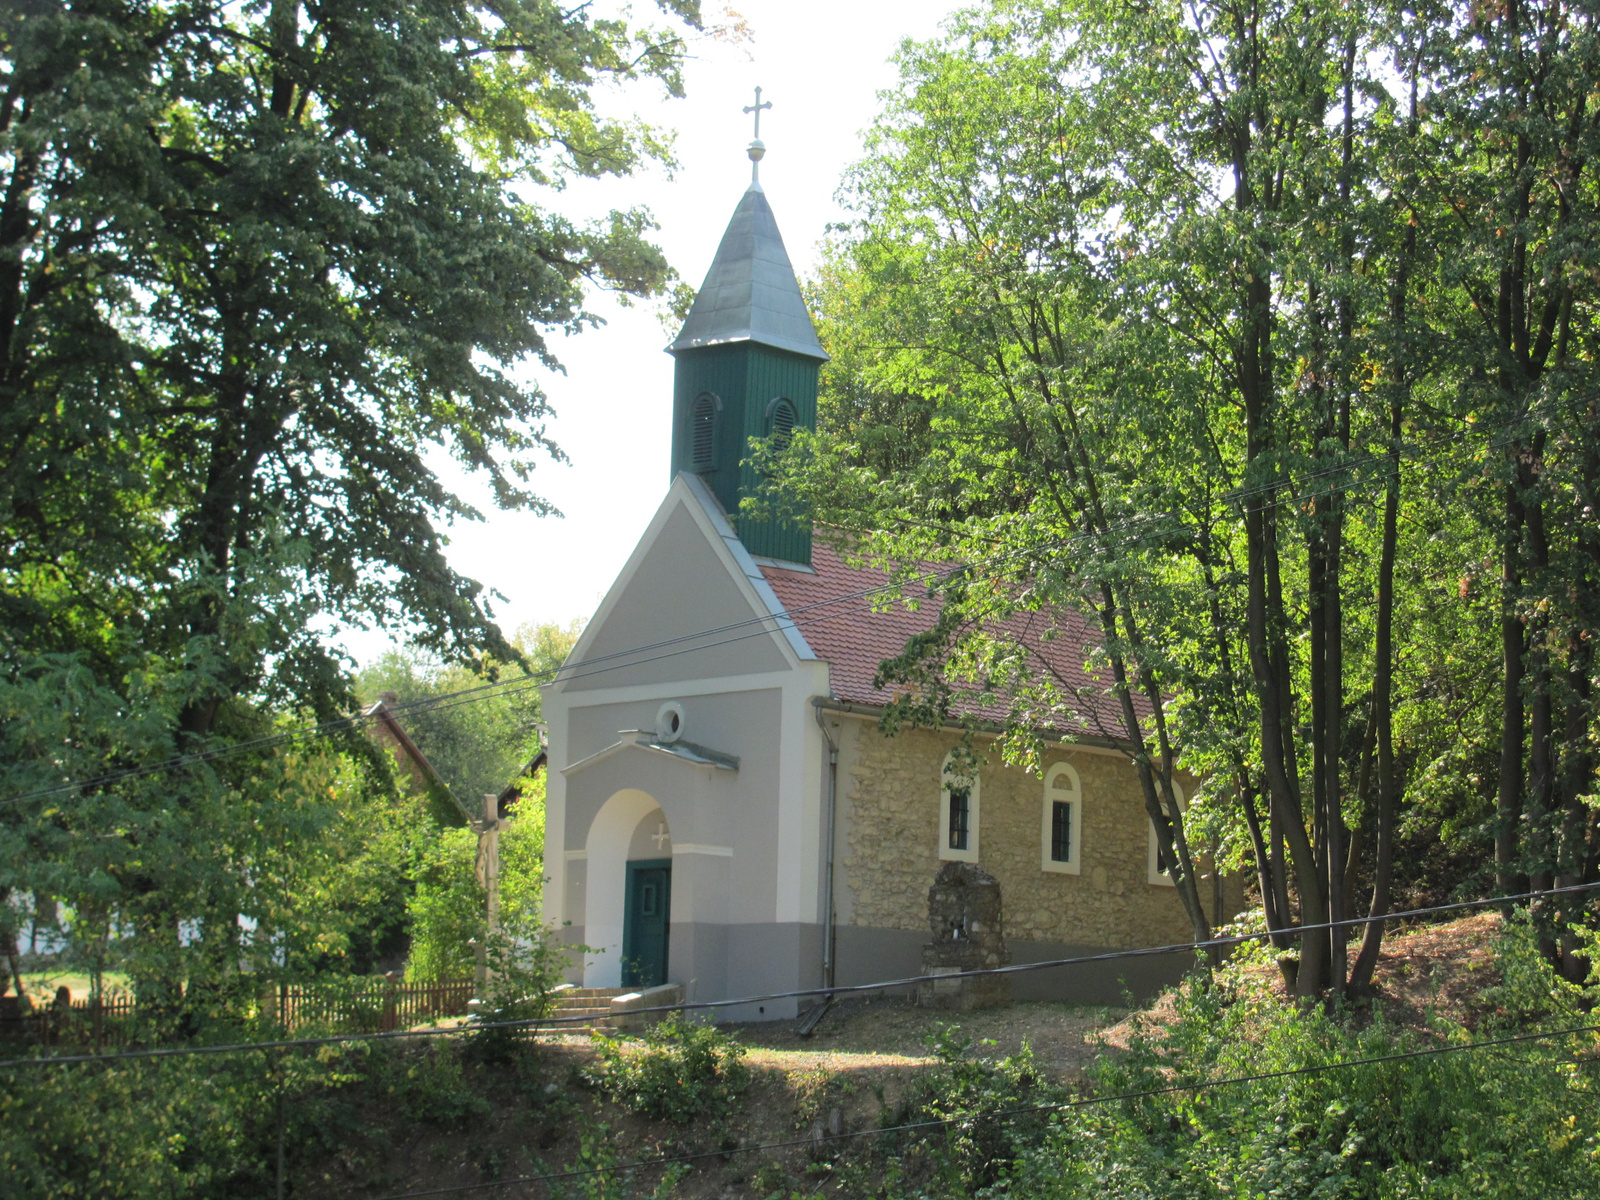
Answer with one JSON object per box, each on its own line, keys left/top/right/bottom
{"left": 588, "top": 1013, "right": 750, "bottom": 1124}
{"left": 1001, "top": 924, "right": 1600, "bottom": 1199}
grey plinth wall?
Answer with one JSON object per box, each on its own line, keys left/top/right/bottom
{"left": 917, "top": 861, "right": 1013, "bottom": 1010}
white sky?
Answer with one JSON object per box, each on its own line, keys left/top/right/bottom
{"left": 343, "top": 1, "right": 968, "bottom": 666}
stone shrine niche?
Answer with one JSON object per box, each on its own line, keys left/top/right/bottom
{"left": 917, "top": 861, "right": 1012, "bottom": 1010}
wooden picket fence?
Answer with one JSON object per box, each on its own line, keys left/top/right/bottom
{"left": 0, "top": 977, "right": 476, "bottom": 1050}
{"left": 258, "top": 977, "right": 476, "bottom": 1033}
{"left": 23, "top": 993, "right": 139, "bottom": 1049}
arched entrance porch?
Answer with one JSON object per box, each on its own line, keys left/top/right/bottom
{"left": 583, "top": 788, "right": 673, "bottom": 989}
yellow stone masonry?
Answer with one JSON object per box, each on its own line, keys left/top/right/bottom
{"left": 841, "top": 723, "right": 1241, "bottom": 949}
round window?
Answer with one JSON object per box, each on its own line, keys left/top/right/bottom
{"left": 655, "top": 701, "right": 686, "bottom": 744}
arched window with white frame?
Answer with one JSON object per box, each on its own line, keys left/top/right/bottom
{"left": 1148, "top": 780, "right": 1187, "bottom": 886}
{"left": 1040, "top": 762, "right": 1082, "bottom": 874}
{"left": 939, "top": 751, "right": 980, "bottom": 863}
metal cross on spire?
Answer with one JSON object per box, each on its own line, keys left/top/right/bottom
{"left": 743, "top": 86, "right": 772, "bottom": 183}
{"left": 744, "top": 85, "right": 772, "bottom": 140}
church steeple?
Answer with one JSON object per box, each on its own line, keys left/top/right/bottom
{"left": 667, "top": 102, "right": 825, "bottom": 566}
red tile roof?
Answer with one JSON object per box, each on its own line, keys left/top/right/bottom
{"left": 760, "top": 538, "right": 1136, "bottom": 741}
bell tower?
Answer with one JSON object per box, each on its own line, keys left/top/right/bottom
{"left": 666, "top": 93, "right": 826, "bottom": 566}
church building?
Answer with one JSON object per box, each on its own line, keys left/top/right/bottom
{"left": 540, "top": 133, "right": 1240, "bottom": 1020}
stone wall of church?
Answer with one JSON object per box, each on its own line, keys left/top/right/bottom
{"left": 838, "top": 721, "right": 1243, "bottom": 950}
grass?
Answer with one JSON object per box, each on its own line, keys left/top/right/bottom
{"left": 15, "top": 971, "right": 132, "bottom": 1003}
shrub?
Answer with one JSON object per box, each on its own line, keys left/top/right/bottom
{"left": 589, "top": 1014, "right": 750, "bottom": 1123}
{"left": 872, "top": 1026, "right": 1056, "bottom": 1196}
{"left": 1003, "top": 938, "right": 1600, "bottom": 1200}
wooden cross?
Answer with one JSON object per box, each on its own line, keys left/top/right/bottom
{"left": 652, "top": 822, "right": 670, "bottom": 852}
{"left": 743, "top": 86, "right": 772, "bottom": 141}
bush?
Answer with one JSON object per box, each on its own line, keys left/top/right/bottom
{"left": 588, "top": 1014, "right": 750, "bottom": 1123}
{"left": 870, "top": 1026, "right": 1056, "bottom": 1196}
{"left": 1001, "top": 933, "right": 1600, "bottom": 1200}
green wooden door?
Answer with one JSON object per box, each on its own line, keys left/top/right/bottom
{"left": 622, "top": 859, "right": 671, "bottom": 988}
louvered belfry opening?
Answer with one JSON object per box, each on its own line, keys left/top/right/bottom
{"left": 769, "top": 397, "right": 797, "bottom": 450}
{"left": 690, "top": 392, "right": 718, "bottom": 469}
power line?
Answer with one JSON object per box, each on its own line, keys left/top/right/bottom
{"left": 362, "top": 1020, "right": 1600, "bottom": 1200}
{"left": 0, "top": 521, "right": 1134, "bottom": 809}
{"left": 0, "top": 498, "right": 1197, "bottom": 810}
{"left": 0, "top": 408, "right": 1519, "bottom": 810}
{"left": 3, "top": 881, "right": 1594, "bottom": 1071}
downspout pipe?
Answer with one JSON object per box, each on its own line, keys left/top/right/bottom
{"left": 812, "top": 697, "right": 839, "bottom": 992}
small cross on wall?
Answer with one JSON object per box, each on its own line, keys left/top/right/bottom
{"left": 651, "top": 822, "right": 670, "bottom": 852}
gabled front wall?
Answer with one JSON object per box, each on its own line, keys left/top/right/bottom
{"left": 547, "top": 672, "right": 828, "bottom": 1017}
{"left": 829, "top": 715, "right": 1247, "bottom": 1004}
{"left": 560, "top": 500, "right": 790, "bottom": 691}
{"left": 542, "top": 476, "right": 830, "bottom": 1019}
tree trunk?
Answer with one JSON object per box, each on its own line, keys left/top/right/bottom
{"left": 1094, "top": 584, "right": 1213, "bottom": 949}
{"left": 1349, "top": 394, "right": 1403, "bottom": 992}
{"left": 1497, "top": 477, "right": 1527, "bottom": 908}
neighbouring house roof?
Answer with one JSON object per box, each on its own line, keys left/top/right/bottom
{"left": 759, "top": 537, "right": 1137, "bottom": 742}
{"left": 496, "top": 750, "right": 547, "bottom": 821}
{"left": 666, "top": 183, "right": 828, "bottom": 362}
{"left": 362, "top": 694, "right": 471, "bottom": 824}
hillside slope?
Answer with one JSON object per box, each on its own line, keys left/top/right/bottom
{"left": 286, "top": 911, "right": 1598, "bottom": 1200}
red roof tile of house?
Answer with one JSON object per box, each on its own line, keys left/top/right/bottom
{"left": 759, "top": 538, "right": 1135, "bottom": 742}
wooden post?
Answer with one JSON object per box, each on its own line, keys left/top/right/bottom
{"left": 381, "top": 972, "right": 399, "bottom": 1033}
{"left": 51, "top": 985, "right": 71, "bottom": 1047}
{"left": 474, "top": 796, "right": 504, "bottom": 993}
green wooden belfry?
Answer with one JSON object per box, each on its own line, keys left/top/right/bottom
{"left": 667, "top": 106, "right": 826, "bottom": 566}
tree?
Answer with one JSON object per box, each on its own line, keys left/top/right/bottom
{"left": 357, "top": 620, "right": 580, "bottom": 807}
{"left": 0, "top": 0, "right": 700, "bottom": 1011}
{"left": 768, "top": 0, "right": 1600, "bottom": 999}
{"left": 1425, "top": 0, "right": 1600, "bottom": 982}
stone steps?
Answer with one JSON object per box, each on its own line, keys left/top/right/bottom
{"left": 545, "top": 986, "right": 628, "bottom": 1033}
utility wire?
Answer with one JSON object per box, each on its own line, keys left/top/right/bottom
{"left": 0, "top": 408, "right": 1518, "bottom": 809}
{"left": 363, "top": 1021, "right": 1600, "bottom": 1200}
{"left": 0, "top": 517, "right": 1149, "bottom": 809}
{"left": 3, "top": 881, "right": 1594, "bottom": 1071}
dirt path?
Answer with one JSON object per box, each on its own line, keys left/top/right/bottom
{"left": 725, "top": 996, "right": 1124, "bottom": 1080}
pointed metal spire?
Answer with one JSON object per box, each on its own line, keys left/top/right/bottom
{"left": 666, "top": 97, "right": 826, "bottom": 362}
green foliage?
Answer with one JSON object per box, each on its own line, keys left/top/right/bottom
{"left": 1479, "top": 914, "right": 1600, "bottom": 1029}
{"left": 588, "top": 1014, "right": 750, "bottom": 1124}
{"left": 357, "top": 620, "right": 581, "bottom": 805}
{"left": 998, "top": 942, "right": 1600, "bottom": 1199}
{"left": 796, "top": 934, "right": 1598, "bottom": 1199}
{"left": 0, "top": 0, "right": 694, "bottom": 1021}
{"left": 763, "top": 0, "right": 1600, "bottom": 995}
{"left": 405, "top": 827, "right": 492, "bottom": 984}
{"left": 866, "top": 1027, "right": 1053, "bottom": 1196}
{"left": 403, "top": 806, "right": 551, "bottom": 987}
{"left": 370, "top": 1042, "right": 491, "bottom": 1129}
{"left": 0, "top": 1037, "right": 511, "bottom": 1198}
{"left": 750, "top": 1160, "right": 792, "bottom": 1197}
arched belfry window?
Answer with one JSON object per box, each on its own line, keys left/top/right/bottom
{"left": 766, "top": 396, "right": 798, "bottom": 450}
{"left": 690, "top": 392, "right": 720, "bottom": 470}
